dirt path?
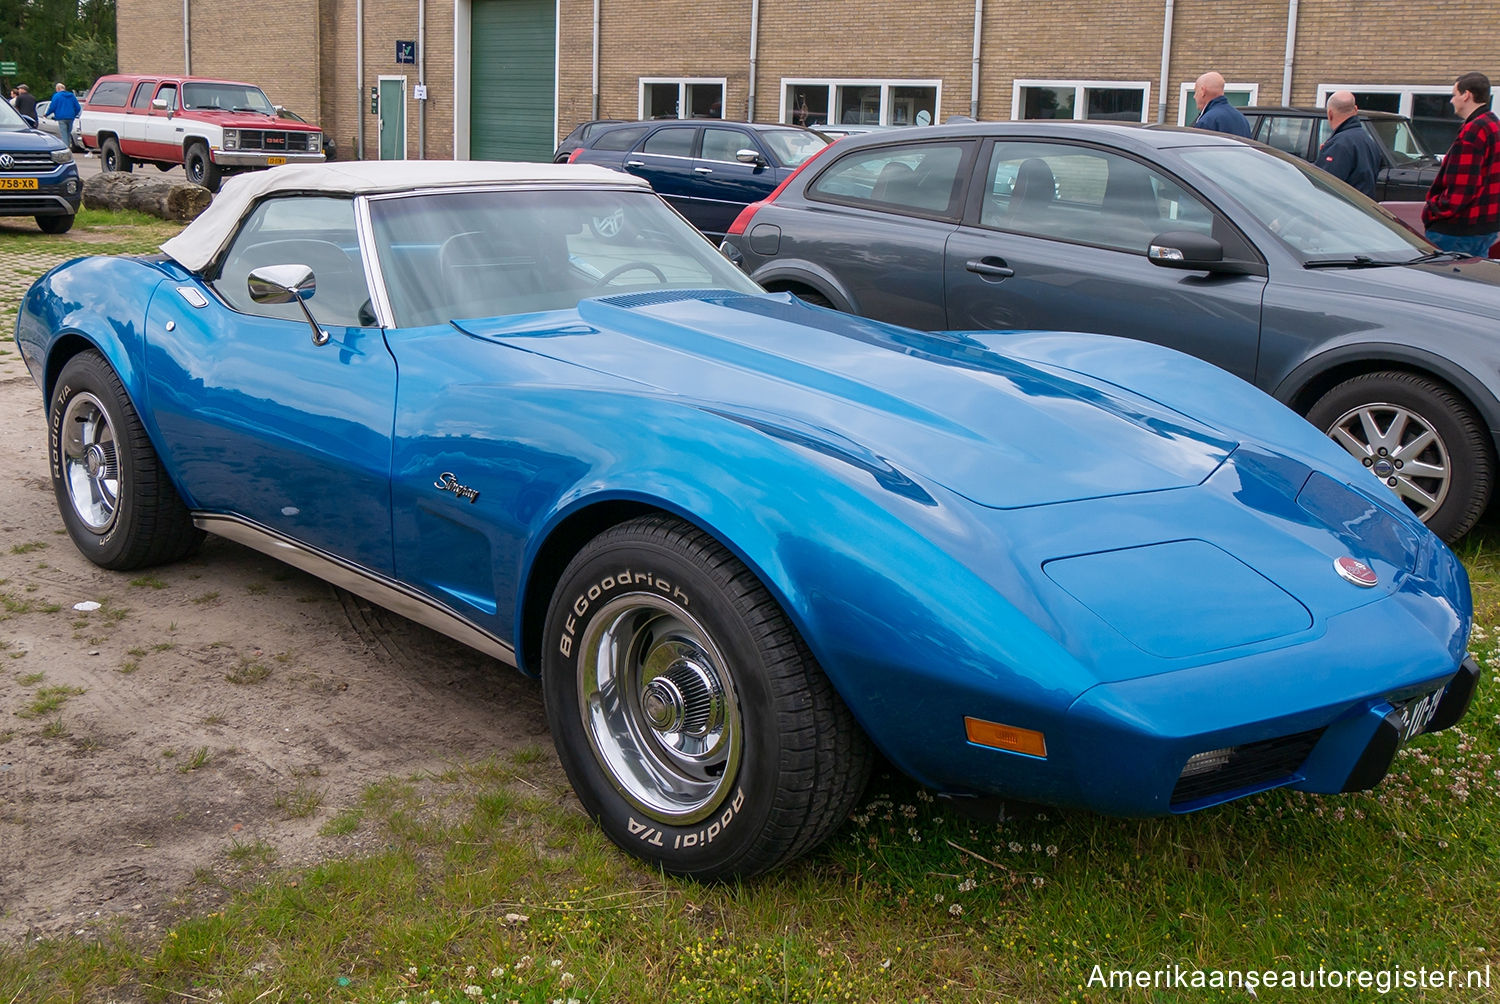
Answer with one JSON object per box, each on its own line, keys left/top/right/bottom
{"left": 0, "top": 348, "right": 553, "bottom": 943}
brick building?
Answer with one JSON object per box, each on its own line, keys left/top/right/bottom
{"left": 116, "top": 0, "right": 1499, "bottom": 163}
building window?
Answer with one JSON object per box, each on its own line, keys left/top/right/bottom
{"left": 639, "top": 78, "right": 726, "bottom": 120}
{"left": 780, "top": 79, "right": 940, "bottom": 128}
{"left": 1316, "top": 84, "right": 1460, "bottom": 153}
{"left": 1014, "top": 81, "right": 1151, "bottom": 123}
{"left": 1176, "top": 82, "right": 1258, "bottom": 126}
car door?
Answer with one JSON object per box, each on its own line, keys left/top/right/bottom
{"left": 143, "top": 195, "right": 397, "bottom": 574}
{"left": 119, "top": 80, "right": 157, "bottom": 148}
{"left": 791, "top": 138, "right": 975, "bottom": 329}
{"left": 624, "top": 125, "right": 700, "bottom": 224}
{"left": 691, "top": 126, "right": 780, "bottom": 237}
{"left": 943, "top": 139, "right": 1266, "bottom": 382}
{"left": 142, "top": 81, "right": 184, "bottom": 162}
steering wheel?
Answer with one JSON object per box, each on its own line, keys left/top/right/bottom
{"left": 594, "top": 262, "right": 667, "bottom": 287}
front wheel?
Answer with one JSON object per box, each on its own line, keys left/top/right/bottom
{"left": 184, "top": 144, "right": 223, "bottom": 192}
{"left": 35, "top": 214, "right": 74, "bottom": 234}
{"left": 100, "top": 137, "right": 132, "bottom": 174}
{"left": 49, "top": 352, "right": 204, "bottom": 569}
{"left": 1307, "top": 371, "right": 1494, "bottom": 542}
{"left": 543, "top": 515, "right": 871, "bottom": 879}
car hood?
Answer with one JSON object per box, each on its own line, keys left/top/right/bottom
{"left": 0, "top": 127, "right": 67, "bottom": 152}
{"left": 1310, "top": 256, "right": 1500, "bottom": 313}
{"left": 180, "top": 109, "right": 320, "bottom": 131}
{"left": 454, "top": 291, "right": 1238, "bottom": 509}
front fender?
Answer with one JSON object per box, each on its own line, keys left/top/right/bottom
{"left": 16, "top": 256, "right": 170, "bottom": 411}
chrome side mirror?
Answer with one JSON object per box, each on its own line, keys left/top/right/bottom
{"left": 735, "top": 148, "right": 767, "bottom": 167}
{"left": 248, "top": 264, "right": 330, "bottom": 345}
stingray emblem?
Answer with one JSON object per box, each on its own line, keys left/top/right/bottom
{"left": 434, "top": 472, "right": 480, "bottom": 503}
{"left": 1334, "top": 556, "right": 1377, "bottom": 587}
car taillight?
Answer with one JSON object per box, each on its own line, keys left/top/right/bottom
{"left": 727, "top": 141, "right": 833, "bottom": 236}
{"left": 567, "top": 147, "right": 584, "bottom": 163}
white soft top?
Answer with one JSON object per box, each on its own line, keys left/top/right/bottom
{"left": 160, "top": 160, "right": 648, "bottom": 272}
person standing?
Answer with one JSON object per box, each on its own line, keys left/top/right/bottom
{"left": 46, "top": 82, "right": 81, "bottom": 150}
{"left": 1192, "top": 72, "right": 1251, "bottom": 137}
{"left": 1423, "top": 72, "right": 1500, "bottom": 258}
{"left": 1315, "top": 91, "right": 1385, "bottom": 197}
{"left": 13, "top": 83, "right": 38, "bottom": 121}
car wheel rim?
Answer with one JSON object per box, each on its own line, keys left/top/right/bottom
{"left": 577, "top": 594, "right": 741, "bottom": 824}
{"left": 1326, "top": 401, "right": 1450, "bottom": 521}
{"left": 60, "top": 391, "right": 121, "bottom": 534}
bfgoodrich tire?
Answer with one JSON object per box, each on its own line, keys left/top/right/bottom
{"left": 1307, "top": 370, "right": 1494, "bottom": 543}
{"left": 49, "top": 352, "right": 204, "bottom": 570}
{"left": 543, "top": 515, "right": 871, "bottom": 879}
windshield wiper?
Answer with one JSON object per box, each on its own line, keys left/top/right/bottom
{"left": 1303, "top": 255, "right": 1411, "bottom": 269}
{"left": 231, "top": 106, "right": 263, "bottom": 113}
{"left": 1403, "top": 249, "right": 1468, "bottom": 265}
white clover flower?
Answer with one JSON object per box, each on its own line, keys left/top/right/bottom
{"left": 464, "top": 986, "right": 483, "bottom": 1000}
{"left": 949, "top": 903, "right": 964, "bottom": 916}
{"left": 1009, "top": 841, "right": 1023, "bottom": 852}
{"left": 958, "top": 877, "right": 977, "bottom": 892}
{"left": 1046, "top": 844, "right": 1059, "bottom": 856}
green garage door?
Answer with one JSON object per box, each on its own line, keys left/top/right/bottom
{"left": 471, "top": 0, "right": 556, "bottom": 161}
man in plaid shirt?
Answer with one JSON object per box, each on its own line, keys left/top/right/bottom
{"left": 1423, "top": 71, "right": 1500, "bottom": 258}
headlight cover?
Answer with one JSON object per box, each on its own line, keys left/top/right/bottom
{"left": 223, "top": 129, "right": 239, "bottom": 151}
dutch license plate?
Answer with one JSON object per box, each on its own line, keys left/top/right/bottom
{"left": 0, "top": 178, "right": 39, "bottom": 190}
{"left": 1397, "top": 686, "right": 1444, "bottom": 742}
{"left": 266, "top": 156, "right": 287, "bottom": 166}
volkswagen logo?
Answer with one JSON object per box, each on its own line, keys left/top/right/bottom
{"left": 1334, "top": 556, "right": 1378, "bottom": 588}
{"left": 0, "top": 153, "right": 14, "bottom": 170}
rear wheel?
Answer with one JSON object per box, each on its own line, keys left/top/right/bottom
{"left": 49, "top": 352, "right": 203, "bottom": 569}
{"left": 100, "top": 136, "right": 132, "bottom": 173}
{"left": 1307, "top": 371, "right": 1494, "bottom": 542}
{"left": 791, "top": 289, "right": 834, "bottom": 309}
{"left": 543, "top": 515, "right": 871, "bottom": 879}
{"left": 35, "top": 214, "right": 74, "bottom": 234}
{"left": 184, "top": 144, "right": 223, "bottom": 192}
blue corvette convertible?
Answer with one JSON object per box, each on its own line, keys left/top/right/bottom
{"left": 16, "top": 162, "right": 1477, "bottom": 878}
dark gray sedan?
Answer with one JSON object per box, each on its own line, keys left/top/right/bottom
{"left": 720, "top": 121, "right": 1500, "bottom": 542}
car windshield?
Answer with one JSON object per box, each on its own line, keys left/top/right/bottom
{"left": 1366, "top": 117, "right": 1433, "bottom": 166}
{"left": 369, "top": 187, "right": 763, "bottom": 327}
{"left": 182, "top": 82, "right": 275, "bottom": 113}
{"left": 1178, "top": 146, "right": 1430, "bottom": 259}
{"left": 759, "top": 128, "right": 829, "bottom": 167}
{"left": 0, "top": 99, "right": 26, "bottom": 130}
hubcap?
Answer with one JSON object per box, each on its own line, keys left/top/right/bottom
{"left": 1325, "top": 401, "right": 1450, "bottom": 522}
{"left": 577, "top": 594, "right": 740, "bottom": 824}
{"left": 60, "top": 391, "right": 121, "bottom": 533}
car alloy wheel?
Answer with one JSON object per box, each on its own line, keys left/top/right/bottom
{"left": 59, "top": 390, "right": 121, "bottom": 534}
{"left": 1325, "top": 400, "right": 1451, "bottom": 521}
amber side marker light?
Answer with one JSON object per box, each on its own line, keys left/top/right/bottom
{"left": 964, "top": 717, "right": 1047, "bottom": 758}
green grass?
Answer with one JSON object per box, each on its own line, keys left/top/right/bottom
{"left": 0, "top": 531, "right": 1497, "bottom": 1001}
{"left": 15, "top": 684, "right": 85, "bottom": 719}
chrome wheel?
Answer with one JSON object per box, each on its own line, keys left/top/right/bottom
{"left": 1326, "top": 400, "right": 1450, "bottom": 521}
{"left": 60, "top": 391, "right": 121, "bottom": 534}
{"left": 576, "top": 594, "right": 741, "bottom": 824}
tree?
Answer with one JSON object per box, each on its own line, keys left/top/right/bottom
{"left": 0, "top": 0, "right": 116, "bottom": 93}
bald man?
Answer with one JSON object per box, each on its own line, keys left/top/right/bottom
{"left": 1315, "top": 91, "right": 1384, "bottom": 197}
{"left": 1192, "top": 72, "right": 1251, "bottom": 137}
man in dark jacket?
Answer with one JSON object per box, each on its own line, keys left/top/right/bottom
{"left": 1316, "top": 91, "right": 1384, "bottom": 197}
{"left": 1192, "top": 72, "right": 1251, "bottom": 138}
{"left": 1423, "top": 71, "right": 1500, "bottom": 258}
{"left": 13, "top": 84, "right": 38, "bottom": 121}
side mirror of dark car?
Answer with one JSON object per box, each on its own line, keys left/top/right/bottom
{"left": 1148, "top": 231, "right": 1259, "bottom": 275}
{"left": 248, "top": 264, "right": 331, "bottom": 346}
{"left": 735, "top": 148, "right": 767, "bottom": 167}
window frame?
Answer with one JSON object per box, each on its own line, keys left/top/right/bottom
{"left": 1012, "top": 79, "right": 1153, "bottom": 123}
{"left": 1314, "top": 83, "right": 1453, "bottom": 120}
{"left": 778, "top": 77, "right": 942, "bottom": 128}
{"left": 1175, "top": 82, "right": 1259, "bottom": 126}
{"left": 637, "top": 77, "right": 727, "bottom": 120}
{"left": 802, "top": 137, "right": 976, "bottom": 222}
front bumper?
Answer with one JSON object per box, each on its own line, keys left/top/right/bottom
{"left": 0, "top": 164, "right": 83, "bottom": 216}
{"left": 211, "top": 149, "right": 325, "bottom": 168}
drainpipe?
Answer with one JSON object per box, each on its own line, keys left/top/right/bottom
{"left": 418, "top": 0, "right": 426, "bottom": 159}
{"left": 356, "top": 0, "right": 365, "bottom": 159}
{"left": 1156, "top": 0, "right": 1174, "bottom": 123}
{"left": 747, "top": 0, "right": 760, "bottom": 121}
{"left": 591, "top": 0, "right": 600, "bottom": 119}
{"left": 969, "top": 0, "right": 982, "bottom": 118}
{"left": 1281, "top": 0, "right": 1299, "bottom": 104}
{"left": 182, "top": 0, "right": 191, "bottom": 75}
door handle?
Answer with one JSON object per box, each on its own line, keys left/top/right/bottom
{"left": 694, "top": 167, "right": 714, "bottom": 174}
{"left": 625, "top": 160, "right": 645, "bottom": 168}
{"left": 965, "top": 257, "right": 1015, "bottom": 279}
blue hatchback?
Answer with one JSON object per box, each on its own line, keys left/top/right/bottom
{"left": 0, "top": 98, "right": 82, "bottom": 233}
{"left": 570, "top": 119, "right": 827, "bottom": 239}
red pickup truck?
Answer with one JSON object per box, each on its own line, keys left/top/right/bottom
{"left": 80, "top": 74, "right": 324, "bottom": 192}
